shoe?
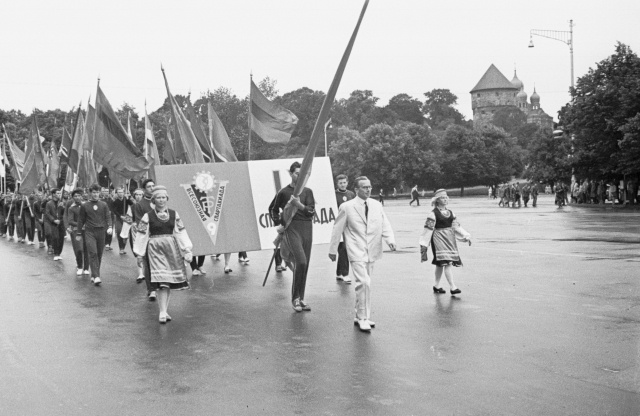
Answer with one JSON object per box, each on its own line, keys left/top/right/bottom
{"left": 76, "top": 269, "right": 83, "bottom": 276}
{"left": 198, "top": 268, "right": 206, "bottom": 275}
{"left": 105, "top": 245, "right": 112, "bottom": 251}
{"left": 159, "top": 313, "right": 167, "bottom": 324}
{"left": 276, "top": 266, "right": 283, "bottom": 272}
{"left": 354, "top": 318, "right": 375, "bottom": 328}
{"left": 212, "top": 255, "right": 220, "bottom": 261}
{"left": 119, "top": 250, "right": 126, "bottom": 255}
{"left": 136, "top": 275, "right": 144, "bottom": 283}
{"left": 39, "top": 242, "right": 45, "bottom": 248}
{"left": 28, "top": 241, "right": 35, "bottom": 245}
{"left": 83, "top": 270, "right": 90, "bottom": 275}
{"left": 356, "top": 320, "right": 371, "bottom": 332}
{"left": 242, "top": 258, "right": 250, "bottom": 264}
{"left": 90, "top": 277, "right": 95, "bottom": 283}
{"left": 192, "top": 269, "right": 201, "bottom": 276}
{"left": 300, "top": 300, "right": 311, "bottom": 311}
{"left": 148, "top": 291, "right": 157, "bottom": 301}
{"left": 342, "top": 276, "right": 351, "bottom": 284}
{"left": 433, "top": 286, "right": 446, "bottom": 294}
{"left": 450, "top": 288, "right": 461, "bottom": 295}
{"left": 47, "top": 248, "right": 53, "bottom": 255}
{"left": 18, "top": 239, "right": 24, "bottom": 243}
{"left": 53, "top": 256, "right": 61, "bottom": 261}
{"left": 165, "top": 314, "right": 172, "bottom": 321}
{"left": 93, "top": 277, "right": 102, "bottom": 286}
{"left": 224, "top": 267, "right": 232, "bottom": 274}
{"left": 292, "top": 299, "right": 303, "bottom": 312}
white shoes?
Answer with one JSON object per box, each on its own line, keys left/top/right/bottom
{"left": 337, "top": 275, "right": 352, "bottom": 284}
{"left": 76, "top": 268, "right": 83, "bottom": 276}
{"left": 356, "top": 319, "right": 371, "bottom": 332}
{"left": 93, "top": 277, "right": 102, "bottom": 286}
{"left": 148, "top": 291, "right": 157, "bottom": 301}
{"left": 53, "top": 256, "right": 62, "bottom": 261}
{"left": 198, "top": 268, "right": 206, "bottom": 275}
{"left": 192, "top": 269, "right": 201, "bottom": 276}
{"left": 354, "top": 318, "right": 375, "bottom": 328}
{"left": 83, "top": 270, "right": 90, "bottom": 275}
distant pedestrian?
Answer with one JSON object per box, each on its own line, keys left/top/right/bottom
{"left": 521, "top": 183, "right": 531, "bottom": 207}
{"left": 531, "top": 182, "right": 539, "bottom": 207}
{"left": 378, "top": 189, "right": 384, "bottom": 206}
{"left": 409, "top": 185, "right": 420, "bottom": 206}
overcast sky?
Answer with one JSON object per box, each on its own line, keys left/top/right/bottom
{"left": 1, "top": 0, "right": 639, "bottom": 123}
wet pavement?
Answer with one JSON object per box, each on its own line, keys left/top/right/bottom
{"left": 1, "top": 194, "right": 639, "bottom": 415}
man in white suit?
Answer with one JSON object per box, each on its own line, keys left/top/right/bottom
{"left": 328, "top": 176, "right": 396, "bottom": 332}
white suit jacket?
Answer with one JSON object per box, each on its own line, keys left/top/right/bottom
{"left": 329, "top": 197, "right": 395, "bottom": 263}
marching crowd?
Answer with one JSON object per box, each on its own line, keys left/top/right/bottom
{"left": 1, "top": 163, "right": 473, "bottom": 332}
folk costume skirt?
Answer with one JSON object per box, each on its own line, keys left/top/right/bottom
{"left": 431, "top": 227, "right": 462, "bottom": 267}
{"left": 147, "top": 234, "right": 189, "bottom": 290}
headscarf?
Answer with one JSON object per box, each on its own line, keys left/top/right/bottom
{"left": 431, "top": 189, "right": 448, "bottom": 206}
{"left": 151, "top": 185, "right": 168, "bottom": 201}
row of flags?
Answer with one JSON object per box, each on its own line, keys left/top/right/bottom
{"left": 0, "top": 72, "right": 300, "bottom": 193}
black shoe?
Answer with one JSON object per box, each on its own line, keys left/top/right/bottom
{"left": 433, "top": 286, "right": 446, "bottom": 294}
{"left": 450, "top": 288, "right": 461, "bottom": 295}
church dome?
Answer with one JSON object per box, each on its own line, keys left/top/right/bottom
{"left": 511, "top": 70, "right": 524, "bottom": 90}
{"left": 517, "top": 89, "right": 528, "bottom": 101}
{"left": 531, "top": 88, "right": 540, "bottom": 104}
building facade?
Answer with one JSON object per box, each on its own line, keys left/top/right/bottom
{"left": 470, "top": 64, "right": 553, "bottom": 130}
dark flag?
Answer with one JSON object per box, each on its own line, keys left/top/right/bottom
{"left": 208, "top": 101, "right": 238, "bottom": 162}
{"left": 27, "top": 116, "right": 49, "bottom": 185}
{"left": 47, "top": 144, "right": 61, "bottom": 189}
{"left": 185, "top": 99, "right": 214, "bottom": 162}
{"left": 144, "top": 106, "right": 161, "bottom": 181}
{"left": 3, "top": 126, "right": 25, "bottom": 181}
{"left": 249, "top": 79, "right": 298, "bottom": 144}
{"left": 93, "top": 85, "right": 150, "bottom": 179}
{"left": 59, "top": 127, "right": 73, "bottom": 162}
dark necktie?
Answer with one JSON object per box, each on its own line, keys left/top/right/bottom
{"left": 364, "top": 201, "right": 368, "bottom": 220}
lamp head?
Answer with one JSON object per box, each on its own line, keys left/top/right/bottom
{"left": 528, "top": 36, "right": 534, "bottom": 48}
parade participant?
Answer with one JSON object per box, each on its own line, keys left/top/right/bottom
{"left": 45, "top": 189, "right": 66, "bottom": 260}
{"left": 531, "top": 182, "right": 539, "bottom": 207}
{"left": 334, "top": 174, "right": 355, "bottom": 284}
{"left": 32, "top": 191, "right": 46, "bottom": 248}
{"left": 41, "top": 191, "right": 53, "bottom": 253}
{"left": 12, "top": 192, "right": 25, "bottom": 243}
{"left": 190, "top": 255, "right": 206, "bottom": 275}
{"left": 0, "top": 194, "right": 5, "bottom": 237}
{"left": 238, "top": 251, "right": 250, "bottom": 265}
{"left": 110, "top": 187, "right": 133, "bottom": 255}
{"left": 65, "top": 188, "right": 90, "bottom": 275}
{"left": 422, "top": 189, "right": 471, "bottom": 296}
{"left": 555, "top": 182, "right": 566, "bottom": 207}
{"left": 78, "top": 184, "right": 113, "bottom": 285}
{"left": 100, "top": 187, "right": 114, "bottom": 250}
{"left": 133, "top": 186, "right": 193, "bottom": 324}
{"left": 521, "top": 183, "right": 531, "bottom": 207}
{"left": 133, "top": 179, "right": 157, "bottom": 299}
{"left": 5, "top": 194, "right": 16, "bottom": 240}
{"left": 409, "top": 184, "right": 420, "bottom": 206}
{"left": 329, "top": 176, "right": 396, "bottom": 332}
{"left": 269, "top": 161, "right": 315, "bottom": 312}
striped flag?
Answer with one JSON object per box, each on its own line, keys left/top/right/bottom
{"left": 185, "top": 99, "right": 214, "bottom": 162}
{"left": 59, "top": 127, "right": 73, "bottom": 162}
{"left": 208, "top": 101, "right": 237, "bottom": 162}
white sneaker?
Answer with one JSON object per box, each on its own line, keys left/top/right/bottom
{"left": 53, "top": 256, "right": 61, "bottom": 261}
{"left": 357, "top": 320, "right": 371, "bottom": 332}
{"left": 198, "top": 268, "right": 206, "bottom": 275}
{"left": 90, "top": 277, "right": 95, "bottom": 283}
{"left": 76, "top": 269, "right": 83, "bottom": 276}
{"left": 93, "top": 277, "right": 102, "bottom": 286}
{"left": 342, "top": 276, "right": 352, "bottom": 284}
{"left": 148, "top": 291, "right": 157, "bottom": 301}
{"left": 192, "top": 269, "right": 201, "bottom": 276}
{"left": 83, "top": 270, "right": 90, "bottom": 275}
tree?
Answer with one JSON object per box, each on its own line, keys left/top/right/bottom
{"left": 422, "top": 89, "right": 466, "bottom": 130}
{"left": 277, "top": 87, "right": 325, "bottom": 155}
{"left": 476, "top": 123, "right": 525, "bottom": 185}
{"left": 439, "top": 125, "right": 487, "bottom": 194}
{"left": 559, "top": 42, "right": 640, "bottom": 179}
{"left": 332, "top": 90, "right": 381, "bottom": 132}
{"left": 491, "top": 106, "right": 527, "bottom": 136}
{"left": 385, "top": 94, "right": 424, "bottom": 125}
{"left": 523, "top": 127, "right": 572, "bottom": 184}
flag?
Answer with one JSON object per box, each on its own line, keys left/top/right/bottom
{"left": 161, "top": 68, "right": 205, "bottom": 164}
{"left": 249, "top": 79, "right": 298, "bottom": 144}
{"left": 68, "top": 108, "right": 85, "bottom": 173}
{"left": 3, "top": 127, "right": 25, "bottom": 181}
{"left": 93, "top": 85, "right": 150, "bottom": 179}
{"left": 163, "top": 128, "right": 177, "bottom": 165}
{"left": 18, "top": 148, "right": 39, "bottom": 194}
{"left": 281, "top": 0, "right": 369, "bottom": 228}
{"left": 144, "top": 106, "right": 161, "bottom": 181}
{"left": 208, "top": 101, "right": 237, "bottom": 162}
{"left": 27, "top": 116, "right": 48, "bottom": 185}
{"left": 59, "top": 127, "right": 73, "bottom": 162}
{"left": 185, "top": 99, "right": 213, "bottom": 162}
{"left": 47, "top": 144, "right": 61, "bottom": 189}
{"left": 126, "top": 111, "right": 134, "bottom": 141}
{"left": 78, "top": 104, "right": 98, "bottom": 187}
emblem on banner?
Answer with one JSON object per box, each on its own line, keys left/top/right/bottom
{"left": 180, "top": 171, "right": 229, "bottom": 246}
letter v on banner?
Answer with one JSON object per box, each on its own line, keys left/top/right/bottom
{"left": 180, "top": 171, "right": 228, "bottom": 246}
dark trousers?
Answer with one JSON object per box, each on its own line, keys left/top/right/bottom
{"left": 5, "top": 217, "right": 15, "bottom": 238}
{"left": 409, "top": 196, "right": 420, "bottom": 206}
{"left": 336, "top": 241, "right": 350, "bottom": 277}
{"left": 35, "top": 220, "right": 45, "bottom": 243}
{"left": 24, "top": 217, "right": 35, "bottom": 242}
{"left": 523, "top": 196, "right": 529, "bottom": 207}
{"left": 282, "top": 220, "right": 312, "bottom": 302}
{"left": 532, "top": 195, "right": 538, "bottom": 207}
{"left": 71, "top": 230, "right": 89, "bottom": 269}
{"left": 51, "top": 224, "right": 65, "bottom": 256}
{"left": 114, "top": 219, "right": 127, "bottom": 250}
{"left": 190, "top": 255, "right": 205, "bottom": 271}
{"left": 85, "top": 227, "right": 106, "bottom": 278}
{"left": 275, "top": 248, "right": 283, "bottom": 266}
{"left": 238, "top": 251, "right": 248, "bottom": 260}
{"left": 0, "top": 215, "right": 6, "bottom": 235}
{"left": 105, "top": 229, "right": 113, "bottom": 247}
{"left": 44, "top": 222, "right": 52, "bottom": 247}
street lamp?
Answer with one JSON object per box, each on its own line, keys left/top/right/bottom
{"left": 529, "top": 20, "right": 574, "bottom": 89}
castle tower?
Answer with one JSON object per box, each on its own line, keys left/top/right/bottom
{"left": 470, "top": 64, "right": 519, "bottom": 125}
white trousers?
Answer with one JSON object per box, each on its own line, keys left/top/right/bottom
{"left": 351, "top": 261, "right": 375, "bottom": 320}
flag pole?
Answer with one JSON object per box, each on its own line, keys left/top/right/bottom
{"left": 247, "top": 72, "right": 252, "bottom": 161}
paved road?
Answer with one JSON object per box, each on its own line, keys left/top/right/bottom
{"left": 1, "top": 195, "right": 638, "bottom": 415}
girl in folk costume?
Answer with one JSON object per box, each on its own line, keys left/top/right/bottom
{"left": 419, "top": 189, "right": 471, "bottom": 295}
{"left": 134, "top": 186, "right": 193, "bottom": 324}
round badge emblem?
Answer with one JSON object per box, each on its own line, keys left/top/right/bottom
{"left": 343, "top": 196, "right": 347, "bottom": 201}
{"left": 93, "top": 205, "right": 98, "bottom": 211}
{"left": 193, "top": 171, "right": 216, "bottom": 192}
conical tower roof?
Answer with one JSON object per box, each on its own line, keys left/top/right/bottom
{"left": 470, "top": 64, "right": 519, "bottom": 93}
